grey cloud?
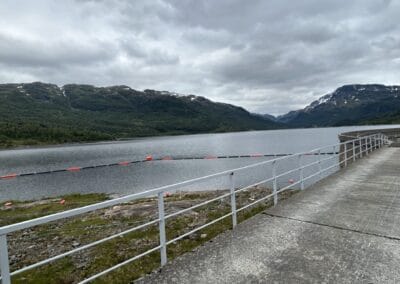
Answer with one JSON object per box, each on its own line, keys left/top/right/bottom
{"left": 120, "top": 38, "right": 180, "bottom": 65}
{"left": 0, "top": 32, "right": 116, "bottom": 68}
{"left": 0, "top": 0, "right": 399, "bottom": 116}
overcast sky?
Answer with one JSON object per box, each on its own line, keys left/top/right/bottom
{"left": 0, "top": 0, "right": 399, "bottom": 115}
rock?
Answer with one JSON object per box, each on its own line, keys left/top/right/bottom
{"left": 76, "top": 263, "right": 86, "bottom": 269}
{"left": 72, "top": 241, "right": 80, "bottom": 247}
{"left": 200, "top": 234, "right": 207, "bottom": 239}
{"left": 112, "top": 205, "right": 121, "bottom": 211}
{"left": 187, "top": 233, "right": 198, "bottom": 240}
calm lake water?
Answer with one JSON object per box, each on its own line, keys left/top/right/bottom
{"left": 0, "top": 125, "right": 398, "bottom": 201}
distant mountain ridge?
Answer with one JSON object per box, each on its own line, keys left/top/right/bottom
{"left": 276, "top": 84, "right": 400, "bottom": 127}
{"left": 0, "top": 82, "right": 281, "bottom": 147}
{"left": 1, "top": 82, "right": 400, "bottom": 148}
{"left": 259, "top": 113, "right": 278, "bottom": 122}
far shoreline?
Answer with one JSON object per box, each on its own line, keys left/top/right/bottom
{"left": 1, "top": 124, "right": 399, "bottom": 152}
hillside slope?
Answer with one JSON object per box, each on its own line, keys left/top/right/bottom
{"left": 277, "top": 84, "right": 400, "bottom": 127}
{"left": 0, "top": 82, "right": 281, "bottom": 147}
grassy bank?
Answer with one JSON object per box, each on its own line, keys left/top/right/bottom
{"left": 1, "top": 188, "right": 298, "bottom": 283}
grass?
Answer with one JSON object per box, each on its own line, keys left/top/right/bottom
{"left": 0, "top": 193, "right": 109, "bottom": 227}
{"left": 2, "top": 188, "right": 298, "bottom": 283}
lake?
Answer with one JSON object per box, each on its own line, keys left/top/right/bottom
{"left": 0, "top": 125, "right": 398, "bottom": 201}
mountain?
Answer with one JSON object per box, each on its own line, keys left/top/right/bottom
{"left": 260, "top": 113, "right": 277, "bottom": 122}
{"left": 0, "top": 82, "right": 281, "bottom": 147}
{"left": 364, "top": 111, "right": 400, "bottom": 125}
{"left": 277, "top": 84, "right": 400, "bottom": 127}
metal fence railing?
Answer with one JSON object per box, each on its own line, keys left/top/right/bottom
{"left": 0, "top": 133, "right": 390, "bottom": 283}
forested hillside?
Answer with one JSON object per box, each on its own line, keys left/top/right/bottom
{"left": 0, "top": 82, "right": 281, "bottom": 148}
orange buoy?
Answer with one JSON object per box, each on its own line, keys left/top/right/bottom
{"left": 1, "top": 173, "right": 18, "bottom": 179}
{"left": 204, "top": 155, "right": 217, "bottom": 159}
{"left": 60, "top": 199, "right": 66, "bottom": 205}
{"left": 146, "top": 155, "right": 153, "bottom": 161}
{"left": 250, "top": 153, "right": 263, "bottom": 157}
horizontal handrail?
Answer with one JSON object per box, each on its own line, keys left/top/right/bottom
{"left": 78, "top": 245, "right": 162, "bottom": 284}
{"left": 0, "top": 134, "right": 372, "bottom": 235}
{"left": 0, "top": 132, "right": 389, "bottom": 284}
{"left": 9, "top": 218, "right": 161, "bottom": 277}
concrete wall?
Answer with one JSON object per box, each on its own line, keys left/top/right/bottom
{"left": 339, "top": 128, "right": 400, "bottom": 144}
{"left": 337, "top": 128, "right": 400, "bottom": 166}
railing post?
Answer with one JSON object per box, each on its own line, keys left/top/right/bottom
{"left": 371, "top": 136, "right": 373, "bottom": 151}
{"left": 369, "top": 136, "right": 372, "bottom": 152}
{"left": 344, "top": 143, "right": 347, "bottom": 167}
{"left": 365, "top": 137, "right": 369, "bottom": 156}
{"left": 157, "top": 192, "right": 167, "bottom": 266}
{"left": 229, "top": 172, "right": 237, "bottom": 228}
{"left": 359, "top": 137, "right": 362, "bottom": 158}
{"left": 371, "top": 135, "right": 373, "bottom": 151}
{"left": 368, "top": 137, "right": 371, "bottom": 154}
{"left": 0, "top": 235, "right": 11, "bottom": 284}
{"left": 299, "top": 154, "right": 304, "bottom": 190}
{"left": 369, "top": 136, "right": 375, "bottom": 153}
{"left": 370, "top": 137, "right": 373, "bottom": 152}
{"left": 370, "top": 136, "right": 373, "bottom": 152}
{"left": 272, "top": 161, "right": 278, "bottom": 205}
{"left": 352, "top": 140, "right": 356, "bottom": 162}
{"left": 318, "top": 149, "right": 322, "bottom": 178}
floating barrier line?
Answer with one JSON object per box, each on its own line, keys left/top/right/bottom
{"left": 0, "top": 152, "right": 339, "bottom": 181}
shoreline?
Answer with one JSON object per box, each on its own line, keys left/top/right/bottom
{"left": 2, "top": 124, "right": 399, "bottom": 152}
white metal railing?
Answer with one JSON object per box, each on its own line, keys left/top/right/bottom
{"left": 0, "top": 133, "right": 390, "bottom": 283}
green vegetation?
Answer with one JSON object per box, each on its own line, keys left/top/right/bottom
{"left": 0, "top": 193, "right": 109, "bottom": 226}
{"left": 278, "top": 84, "right": 400, "bottom": 127}
{"left": 2, "top": 189, "right": 298, "bottom": 283}
{"left": 0, "top": 82, "right": 281, "bottom": 148}
{"left": 362, "top": 111, "right": 400, "bottom": 125}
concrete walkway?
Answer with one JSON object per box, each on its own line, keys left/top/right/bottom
{"left": 139, "top": 147, "right": 400, "bottom": 283}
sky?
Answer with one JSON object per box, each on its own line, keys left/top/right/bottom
{"left": 0, "top": 0, "right": 399, "bottom": 115}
